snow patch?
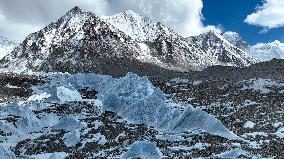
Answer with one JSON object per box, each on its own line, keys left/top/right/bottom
{"left": 243, "top": 121, "right": 255, "bottom": 129}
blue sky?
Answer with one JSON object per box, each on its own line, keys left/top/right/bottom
{"left": 203, "top": 0, "right": 284, "bottom": 45}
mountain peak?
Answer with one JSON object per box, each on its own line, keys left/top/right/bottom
{"left": 206, "top": 30, "right": 220, "bottom": 35}
{"left": 123, "top": 10, "right": 142, "bottom": 17}
{"left": 223, "top": 31, "right": 250, "bottom": 51}
{"left": 271, "top": 40, "right": 283, "bottom": 46}
{"left": 102, "top": 10, "right": 168, "bottom": 42}
{"left": 66, "top": 6, "right": 83, "bottom": 15}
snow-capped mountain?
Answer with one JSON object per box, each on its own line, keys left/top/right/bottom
{"left": 103, "top": 11, "right": 257, "bottom": 70}
{"left": 223, "top": 31, "right": 250, "bottom": 51}
{"left": 0, "top": 35, "right": 17, "bottom": 60}
{"left": 0, "top": 7, "right": 257, "bottom": 74}
{"left": 102, "top": 10, "right": 171, "bottom": 42}
{"left": 250, "top": 40, "right": 284, "bottom": 61}
{"left": 188, "top": 30, "right": 257, "bottom": 67}
{"left": 0, "top": 7, "right": 143, "bottom": 74}
{"left": 223, "top": 31, "right": 284, "bottom": 62}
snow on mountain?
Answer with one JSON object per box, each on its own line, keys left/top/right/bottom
{"left": 223, "top": 31, "right": 284, "bottom": 62}
{"left": 0, "top": 6, "right": 142, "bottom": 73}
{"left": 102, "top": 10, "right": 209, "bottom": 71}
{"left": 223, "top": 31, "right": 250, "bottom": 51}
{"left": 188, "top": 30, "right": 258, "bottom": 67}
{"left": 103, "top": 11, "right": 257, "bottom": 70}
{"left": 0, "top": 36, "right": 17, "bottom": 60}
{"left": 249, "top": 40, "right": 284, "bottom": 61}
{"left": 0, "top": 7, "right": 257, "bottom": 74}
{"left": 102, "top": 10, "right": 170, "bottom": 42}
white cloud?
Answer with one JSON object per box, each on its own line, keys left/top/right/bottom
{"left": 245, "top": 0, "right": 284, "bottom": 30}
{"left": 0, "top": 0, "right": 219, "bottom": 41}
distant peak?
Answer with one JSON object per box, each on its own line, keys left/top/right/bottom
{"left": 202, "top": 30, "right": 222, "bottom": 38}
{"left": 68, "top": 6, "right": 83, "bottom": 14}
{"left": 120, "top": 10, "right": 145, "bottom": 19}
{"left": 271, "top": 40, "right": 282, "bottom": 45}
{"left": 208, "top": 30, "right": 219, "bottom": 34}
{"left": 123, "top": 10, "right": 141, "bottom": 16}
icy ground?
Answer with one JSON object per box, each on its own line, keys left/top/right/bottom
{"left": 0, "top": 72, "right": 262, "bottom": 158}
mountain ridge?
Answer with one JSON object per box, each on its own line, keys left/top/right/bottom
{"left": 0, "top": 7, "right": 257, "bottom": 74}
{"left": 223, "top": 31, "right": 284, "bottom": 62}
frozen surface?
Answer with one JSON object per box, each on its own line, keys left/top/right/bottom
{"left": 122, "top": 141, "right": 162, "bottom": 159}
{"left": 100, "top": 73, "right": 238, "bottom": 140}
{"left": 0, "top": 146, "right": 17, "bottom": 159}
{"left": 275, "top": 127, "right": 284, "bottom": 138}
{"left": 52, "top": 116, "right": 83, "bottom": 131}
{"left": 0, "top": 72, "right": 241, "bottom": 159}
{"left": 26, "top": 72, "right": 238, "bottom": 140}
{"left": 64, "top": 130, "right": 80, "bottom": 147}
{"left": 57, "top": 85, "right": 82, "bottom": 102}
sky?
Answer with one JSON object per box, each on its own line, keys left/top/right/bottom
{"left": 0, "top": 0, "right": 283, "bottom": 45}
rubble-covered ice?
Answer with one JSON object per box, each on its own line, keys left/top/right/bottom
{"left": 0, "top": 72, "right": 241, "bottom": 158}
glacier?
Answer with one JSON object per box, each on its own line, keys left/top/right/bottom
{"left": 30, "top": 72, "right": 238, "bottom": 140}
{"left": 122, "top": 141, "right": 162, "bottom": 159}
{"left": 0, "top": 72, "right": 240, "bottom": 158}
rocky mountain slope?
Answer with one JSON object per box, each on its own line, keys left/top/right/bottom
{"left": 223, "top": 31, "right": 284, "bottom": 62}
{"left": 0, "top": 36, "right": 17, "bottom": 60}
{"left": 0, "top": 7, "right": 256, "bottom": 74}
